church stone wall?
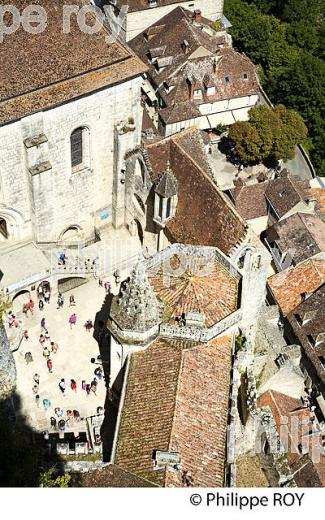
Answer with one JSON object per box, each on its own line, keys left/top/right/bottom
{"left": 0, "top": 75, "right": 143, "bottom": 243}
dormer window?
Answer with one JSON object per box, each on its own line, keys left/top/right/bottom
{"left": 206, "top": 86, "right": 216, "bottom": 96}
{"left": 243, "top": 73, "right": 248, "bottom": 80}
{"left": 224, "top": 76, "right": 230, "bottom": 84}
{"left": 193, "top": 89, "right": 202, "bottom": 98}
{"left": 164, "top": 82, "right": 170, "bottom": 93}
{"left": 294, "top": 313, "right": 303, "bottom": 326}
{"left": 307, "top": 335, "right": 316, "bottom": 348}
{"left": 148, "top": 0, "right": 157, "bottom": 6}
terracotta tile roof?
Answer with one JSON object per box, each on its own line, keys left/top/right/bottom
{"left": 71, "top": 463, "right": 157, "bottom": 487}
{"left": 129, "top": 7, "right": 258, "bottom": 125}
{"left": 145, "top": 128, "right": 247, "bottom": 255}
{"left": 258, "top": 390, "right": 325, "bottom": 486}
{"left": 0, "top": 0, "right": 146, "bottom": 125}
{"left": 114, "top": 335, "right": 233, "bottom": 487}
{"left": 265, "top": 173, "right": 309, "bottom": 219}
{"left": 232, "top": 182, "right": 269, "bottom": 220}
{"left": 264, "top": 213, "right": 325, "bottom": 265}
{"left": 268, "top": 256, "right": 325, "bottom": 316}
{"left": 147, "top": 254, "right": 239, "bottom": 326}
{"left": 287, "top": 284, "right": 325, "bottom": 386}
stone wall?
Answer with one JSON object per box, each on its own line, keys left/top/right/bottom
{"left": 106, "top": 1, "right": 224, "bottom": 42}
{"left": 0, "top": 75, "right": 143, "bottom": 244}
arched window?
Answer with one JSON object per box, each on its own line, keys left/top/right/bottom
{"left": 70, "top": 127, "right": 90, "bottom": 171}
{"left": 134, "top": 159, "right": 146, "bottom": 184}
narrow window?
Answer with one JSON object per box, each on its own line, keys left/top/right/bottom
{"left": 159, "top": 196, "right": 163, "bottom": 219}
{"left": 166, "top": 198, "right": 171, "bottom": 218}
{"left": 71, "top": 128, "right": 83, "bottom": 168}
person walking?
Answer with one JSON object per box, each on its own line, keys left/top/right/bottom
{"left": 50, "top": 341, "right": 58, "bottom": 354}
{"left": 44, "top": 330, "right": 50, "bottom": 342}
{"left": 58, "top": 378, "right": 66, "bottom": 395}
{"left": 69, "top": 313, "right": 77, "bottom": 329}
{"left": 50, "top": 417, "right": 57, "bottom": 429}
{"left": 33, "top": 373, "right": 40, "bottom": 385}
{"left": 94, "top": 367, "right": 103, "bottom": 380}
{"left": 90, "top": 380, "right": 97, "bottom": 396}
{"left": 43, "top": 398, "right": 51, "bottom": 410}
{"left": 86, "top": 384, "right": 91, "bottom": 396}
{"left": 43, "top": 346, "right": 50, "bottom": 360}
{"left": 84, "top": 319, "right": 93, "bottom": 332}
{"left": 25, "top": 352, "right": 33, "bottom": 364}
{"left": 47, "top": 358, "right": 53, "bottom": 374}
{"left": 28, "top": 299, "right": 35, "bottom": 314}
{"left": 40, "top": 317, "right": 46, "bottom": 330}
{"left": 55, "top": 407, "right": 63, "bottom": 417}
{"left": 22, "top": 304, "right": 28, "bottom": 317}
{"left": 32, "top": 384, "right": 39, "bottom": 395}
{"left": 69, "top": 294, "right": 76, "bottom": 306}
{"left": 58, "top": 419, "right": 66, "bottom": 431}
{"left": 35, "top": 394, "right": 40, "bottom": 407}
{"left": 39, "top": 334, "right": 45, "bottom": 346}
{"left": 70, "top": 379, "right": 77, "bottom": 392}
{"left": 39, "top": 299, "right": 44, "bottom": 311}
{"left": 44, "top": 290, "right": 50, "bottom": 304}
{"left": 23, "top": 330, "right": 29, "bottom": 341}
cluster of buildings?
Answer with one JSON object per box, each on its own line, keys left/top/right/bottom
{"left": 0, "top": 0, "right": 324, "bottom": 487}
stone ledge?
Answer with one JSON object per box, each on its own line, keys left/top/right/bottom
{"left": 24, "top": 133, "right": 48, "bottom": 148}
{"left": 29, "top": 161, "right": 52, "bottom": 176}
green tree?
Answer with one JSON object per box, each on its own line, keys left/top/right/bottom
{"left": 229, "top": 104, "right": 307, "bottom": 162}
{"left": 0, "top": 291, "right": 11, "bottom": 324}
{"left": 38, "top": 467, "right": 71, "bottom": 488}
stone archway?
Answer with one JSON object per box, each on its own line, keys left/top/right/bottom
{"left": 0, "top": 207, "right": 24, "bottom": 241}
{"left": 12, "top": 289, "right": 30, "bottom": 311}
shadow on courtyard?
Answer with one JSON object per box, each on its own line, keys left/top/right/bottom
{"left": 0, "top": 392, "right": 64, "bottom": 487}
{"left": 93, "top": 291, "right": 126, "bottom": 463}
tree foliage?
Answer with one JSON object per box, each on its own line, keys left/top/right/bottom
{"left": 38, "top": 467, "right": 71, "bottom": 488}
{"left": 224, "top": 0, "right": 325, "bottom": 175}
{"left": 229, "top": 104, "right": 307, "bottom": 162}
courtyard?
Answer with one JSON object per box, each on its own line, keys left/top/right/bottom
{"left": 11, "top": 278, "right": 119, "bottom": 435}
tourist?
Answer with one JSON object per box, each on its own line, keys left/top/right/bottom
{"left": 55, "top": 407, "right": 63, "bottom": 417}
{"left": 42, "top": 346, "right": 50, "bottom": 360}
{"left": 84, "top": 319, "right": 93, "bottom": 332}
{"left": 58, "top": 378, "right": 66, "bottom": 395}
{"left": 67, "top": 410, "right": 74, "bottom": 422}
{"left": 39, "top": 334, "right": 45, "bottom": 346}
{"left": 25, "top": 352, "right": 33, "bottom": 364}
{"left": 47, "top": 358, "right": 53, "bottom": 373}
{"left": 86, "top": 384, "right": 91, "bottom": 396}
{"left": 81, "top": 380, "right": 86, "bottom": 391}
{"left": 113, "top": 269, "right": 120, "bottom": 286}
{"left": 33, "top": 373, "right": 40, "bottom": 385}
{"left": 8, "top": 312, "right": 17, "bottom": 328}
{"left": 28, "top": 299, "right": 35, "bottom": 314}
{"left": 104, "top": 280, "right": 111, "bottom": 293}
{"left": 50, "top": 417, "right": 57, "bottom": 429}
{"left": 39, "top": 299, "right": 44, "bottom": 310}
{"left": 90, "top": 379, "right": 97, "bottom": 395}
{"left": 43, "top": 398, "right": 51, "bottom": 410}
{"left": 22, "top": 303, "right": 28, "bottom": 317}
{"left": 70, "top": 379, "right": 77, "bottom": 392}
{"left": 40, "top": 317, "right": 46, "bottom": 330}
{"left": 23, "top": 330, "right": 29, "bottom": 341}
{"left": 69, "top": 313, "right": 77, "bottom": 329}
{"left": 69, "top": 294, "right": 76, "bottom": 306}
{"left": 32, "top": 384, "right": 39, "bottom": 395}
{"left": 44, "top": 290, "right": 50, "bottom": 304}
{"left": 38, "top": 285, "right": 44, "bottom": 299}
{"left": 58, "top": 419, "right": 66, "bottom": 431}
{"left": 73, "top": 410, "right": 80, "bottom": 421}
{"left": 35, "top": 394, "right": 40, "bottom": 407}
{"left": 94, "top": 367, "right": 103, "bottom": 380}
{"left": 50, "top": 341, "right": 58, "bottom": 354}
{"left": 44, "top": 330, "right": 50, "bottom": 342}
{"left": 98, "top": 278, "right": 103, "bottom": 287}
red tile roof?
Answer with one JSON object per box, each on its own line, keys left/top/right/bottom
{"left": 268, "top": 257, "right": 325, "bottom": 316}
{"left": 145, "top": 128, "right": 247, "bottom": 255}
{"left": 114, "top": 335, "right": 233, "bottom": 487}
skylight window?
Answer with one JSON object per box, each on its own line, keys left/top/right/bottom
{"left": 243, "top": 73, "right": 248, "bottom": 80}
{"left": 224, "top": 76, "right": 230, "bottom": 84}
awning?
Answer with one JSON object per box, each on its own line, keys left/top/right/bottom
{"left": 232, "top": 107, "right": 251, "bottom": 122}
{"left": 317, "top": 394, "right": 325, "bottom": 419}
{"left": 207, "top": 111, "right": 236, "bottom": 127}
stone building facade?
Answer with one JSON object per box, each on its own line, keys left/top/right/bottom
{"left": 103, "top": 0, "right": 224, "bottom": 41}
